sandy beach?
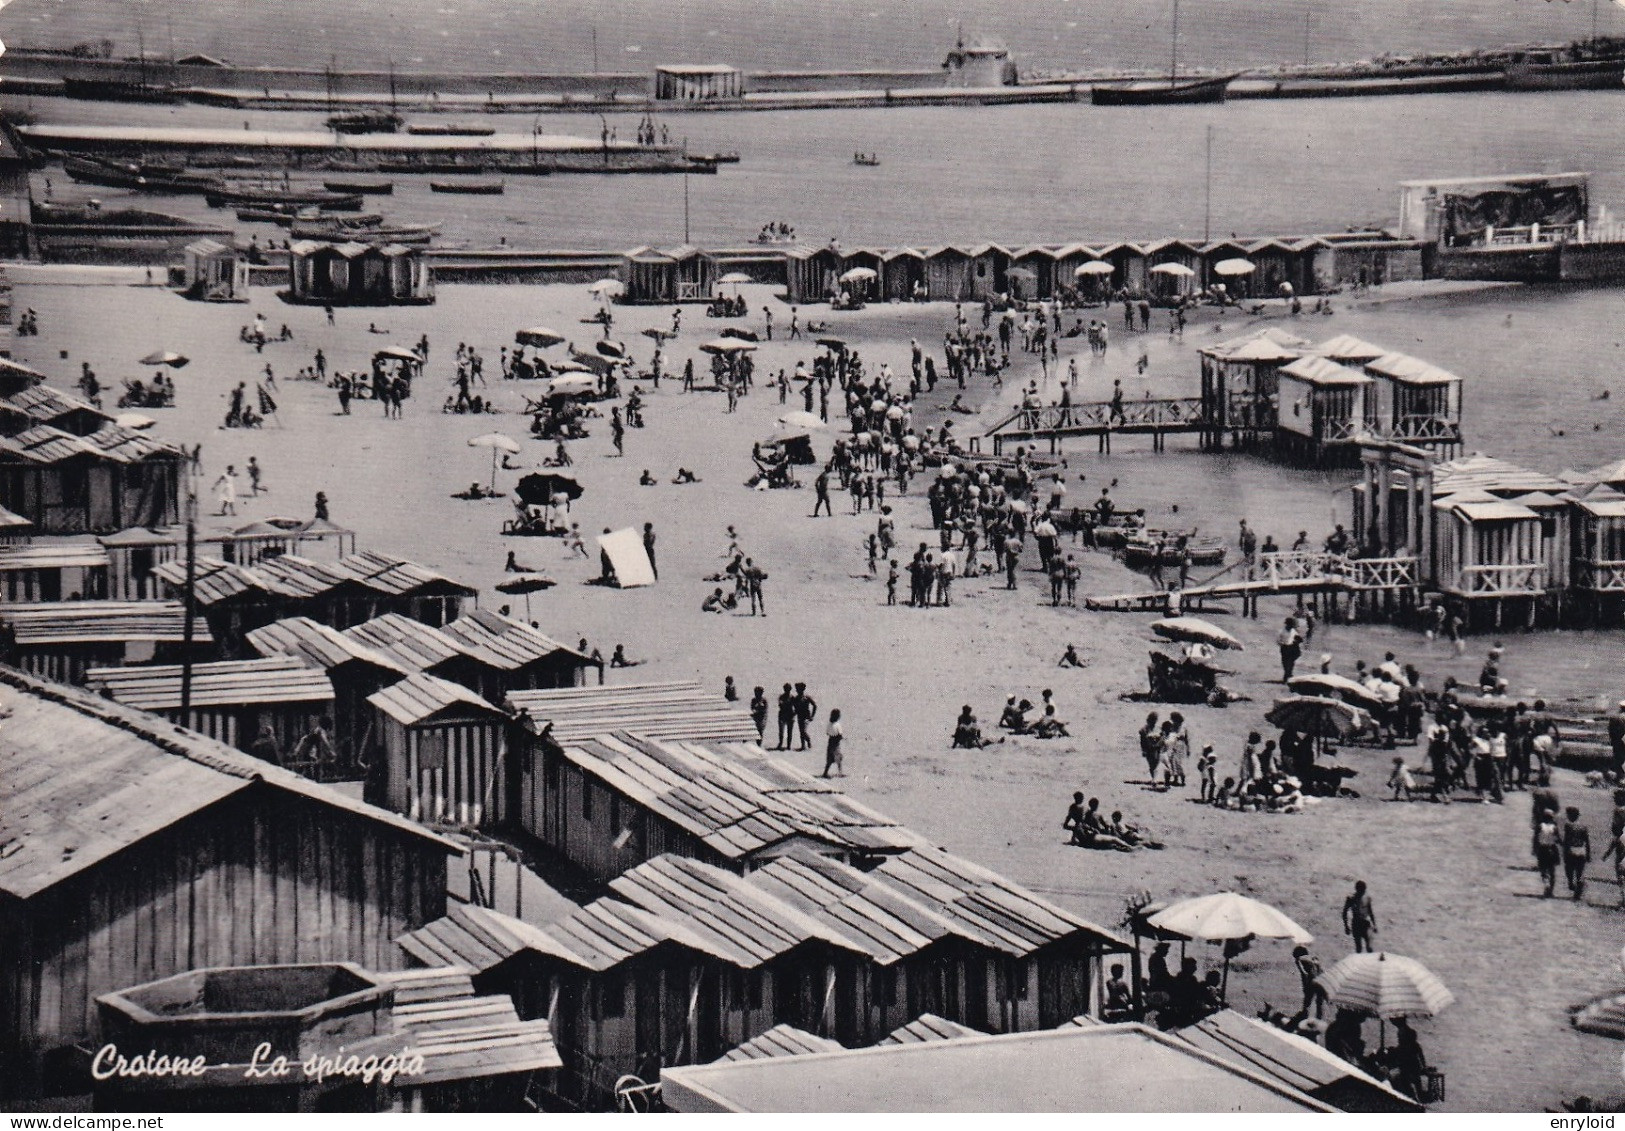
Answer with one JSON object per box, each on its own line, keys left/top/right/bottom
{"left": 13, "top": 268, "right": 1625, "bottom": 1110}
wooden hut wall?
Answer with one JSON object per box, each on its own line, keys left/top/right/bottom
{"left": 106, "top": 542, "right": 179, "bottom": 601}
{"left": 156, "top": 700, "right": 330, "bottom": 763}
{"left": 1105, "top": 246, "right": 1146, "bottom": 293}
{"left": 783, "top": 252, "right": 823, "bottom": 306}
{"left": 926, "top": 251, "right": 972, "bottom": 303}
{"left": 0, "top": 787, "right": 448, "bottom": 1099}
{"left": 0, "top": 563, "right": 107, "bottom": 602}
{"left": 1010, "top": 251, "right": 1056, "bottom": 300}
{"left": 672, "top": 254, "right": 716, "bottom": 302}
{"left": 379, "top": 712, "right": 508, "bottom": 829}
{"left": 881, "top": 254, "right": 924, "bottom": 301}
{"left": 966, "top": 248, "right": 1009, "bottom": 301}
{"left": 11, "top": 641, "right": 126, "bottom": 686}
{"left": 1144, "top": 244, "right": 1200, "bottom": 301}
{"left": 624, "top": 257, "right": 676, "bottom": 305}
{"left": 0, "top": 460, "right": 180, "bottom": 536}
{"left": 514, "top": 740, "right": 711, "bottom": 881}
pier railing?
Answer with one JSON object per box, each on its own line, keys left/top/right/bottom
{"left": 1388, "top": 414, "right": 1462, "bottom": 443}
{"left": 1255, "top": 551, "right": 1418, "bottom": 590}
{"left": 1575, "top": 559, "right": 1625, "bottom": 592}
{"left": 1258, "top": 550, "right": 1341, "bottom": 583}
{"left": 1453, "top": 563, "right": 1549, "bottom": 595}
{"left": 986, "top": 396, "right": 1209, "bottom": 437}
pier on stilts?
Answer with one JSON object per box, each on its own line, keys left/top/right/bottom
{"left": 1084, "top": 549, "right": 1421, "bottom": 620}
{"left": 976, "top": 396, "right": 1259, "bottom": 456}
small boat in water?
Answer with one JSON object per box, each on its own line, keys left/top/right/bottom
{"left": 322, "top": 179, "right": 394, "bottom": 195}
{"left": 429, "top": 180, "right": 504, "bottom": 195}
{"left": 206, "top": 186, "right": 365, "bottom": 210}
{"left": 853, "top": 152, "right": 880, "bottom": 167}
{"left": 62, "top": 154, "right": 218, "bottom": 194}
{"left": 692, "top": 151, "right": 741, "bottom": 164}
{"left": 406, "top": 123, "right": 496, "bottom": 136}
{"left": 326, "top": 111, "right": 403, "bottom": 134}
{"left": 1122, "top": 535, "right": 1227, "bottom": 569}
{"left": 290, "top": 221, "right": 436, "bottom": 244}
{"left": 1090, "top": 74, "right": 1234, "bottom": 105}
{"left": 61, "top": 77, "right": 180, "bottom": 104}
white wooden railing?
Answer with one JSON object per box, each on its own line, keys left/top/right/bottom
{"left": 1455, "top": 563, "right": 1549, "bottom": 595}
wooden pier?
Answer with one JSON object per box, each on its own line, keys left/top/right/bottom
{"left": 1085, "top": 550, "right": 1421, "bottom": 618}
{"left": 978, "top": 396, "right": 1245, "bottom": 455}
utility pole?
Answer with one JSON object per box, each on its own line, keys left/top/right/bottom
{"left": 1302, "top": 9, "right": 1312, "bottom": 67}
{"left": 593, "top": 26, "right": 599, "bottom": 73}
{"left": 683, "top": 167, "right": 691, "bottom": 244}
{"left": 1169, "top": 0, "right": 1180, "bottom": 83}
{"left": 1204, "top": 124, "right": 1213, "bottom": 243}
{"left": 179, "top": 491, "right": 197, "bottom": 717}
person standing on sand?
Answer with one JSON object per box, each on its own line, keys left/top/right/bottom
{"left": 749, "top": 686, "right": 768, "bottom": 742}
{"left": 1562, "top": 806, "right": 1592, "bottom": 901}
{"left": 763, "top": 307, "right": 773, "bottom": 340}
{"left": 788, "top": 307, "right": 800, "bottom": 340}
{"left": 1278, "top": 616, "right": 1302, "bottom": 682}
{"left": 1341, "top": 881, "right": 1377, "bottom": 953}
{"left": 214, "top": 465, "right": 238, "bottom": 516}
{"left": 822, "top": 708, "right": 844, "bottom": 777}
{"left": 776, "top": 683, "right": 795, "bottom": 750}
{"left": 792, "top": 682, "right": 818, "bottom": 751}
{"left": 642, "top": 522, "right": 657, "bottom": 579}
{"left": 812, "top": 467, "right": 833, "bottom": 517}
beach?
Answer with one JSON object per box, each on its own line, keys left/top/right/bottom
{"left": 10, "top": 265, "right": 1625, "bottom": 1109}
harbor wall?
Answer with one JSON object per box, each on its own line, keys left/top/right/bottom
{"left": 1428, "top": 244, "right": 1561, "bottom": 283}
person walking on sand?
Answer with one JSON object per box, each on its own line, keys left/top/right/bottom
{"left": 1341, "top": 881, "right": 1377, "bottom": 953}
{"left": 749, "top": 686, "right": 769, "bottom": 742}
{"left": 214, "top": 465, "right": 239, "bottom": 516}
{"left": 611, "top": 407, "right": 625, "bottom": 456}
{"left": 822, "top": 708, "right": 844, "bottom": 777}
{"left": 1278, "top": 616, "right": 1302, "bottom": 682}
{"left": 247, "top": 456, "right": 265, "bottom": 496}
{"left": 1533, "top": 807, "right": 1562, "bottom": 898}
{"left": 1562, "top": 806, "right": 1592, "bottom": 901}
{"left": 642, "top": 522, "right": 658, "bottom": 580}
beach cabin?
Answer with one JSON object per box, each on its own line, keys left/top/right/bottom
{"left": 1245, "top": 238, "right": 1310, "bottom": 295}
{"left": 1571, "top": 490, "right": 1625, "bottom": 613}
{"left": 0, "top": 599, "right": 213, "bottom": 684}
{"left": 841, "top": 247, "right": 885, "bottom": 293}
{"left": 0, "top": 504, "right": 32, "bottom": 545}
{"left": 440, "top": 608, "right": 600, "bottom": 697}
{"left": 1, "top": 385, "right": 112, "bottom": 437}
{"left": 745, "top": 853, "right": 1028, "bottom": 1044}
{"left": 1141, "top": 239, "right": 1202, "bottom": 303}
{"left": 368, "top": 672, "right": 511, "bottom": 828}
{"left": 622, "top": 246, "right": 678, "bottom": 305}
{"left": 1319, "top": 234, "right": 1425, "bottom": 289}
{"left": 511, "top": 728, "right": 918, "bottom": 883}
{"left": 662, "top": 245, "right": 717, "bottom": 303}
{"left": 1009, "top": 246, "right": 1058, "bottom": 301}
{"left": 246, "top": 614, "right": 411, "bottom": 776}
{"left": 1199, "top": 239, "right": 1252, "bottom": 292}
{"left": 880, "top": 247, "right": 927, "bottom": 302}
{"left": 609, "top": 856, "right": 871, "bottom": 1049}
{"left": 781, "top": 246, "right": 821, "bottom": 306}
{"left": 151, "top": 556, "right": 284, "bottom": 654}
{"left": 654, "top": 64, "right": 743, "bottom": 100}
{"left": 0, "top": 541, "right": 108, "bottom": 601}
{"left": 0, "top": 667, "right": 456, "bottom": 1100}
{"left": 1059, "top": 246, "right": 1112, "bottom": 302}
{"left": 925, "top": 246, "right": 974, "bottom": 303}
{"left": 0, "top": 425, "right": 185, "bottom": 534}
{"left": 345, "top": 612, "right": 503, "bottom": 694}
{"left": 341, "top": 548, "right": 476, "bottom": 626}
{"left": 1099, "top": 242, "right": 1146, "bottom": 294}
{"left": 397, "top": 899, "right": 720, "bottom": 1106}
{"left": 0, "top": 357, "right": 46, "bottom": 400}
{"left": 1432, "top": 495, "right": 1551, "bottom": 623}
{"left": 254, "top": 552, "right": 389, "bottom": 629}
{"left": 1361, "top": 351, "right": 1464, "bottom": 450}
{"left": 1274, "top": 355, "right": 1374, "bottom": 466}
{"left": 1196, "top": 327, "right": 1308, "bottom": 450}
{"left": 286, "top": 240, "right": 433, "bottom": 306}
{"left": 85, "top": 657, "right": 337, "bottom": 767}
{"left": 178, "top": 237, "right": 248, "bottom": 302}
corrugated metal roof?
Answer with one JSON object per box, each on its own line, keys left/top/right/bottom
{"left": 506, "top": 679, "right": 758, "bottom": 744}
{"left": 368, "top": 672, "right": 505, "bottom": 726}
{"left": 609, "top": 854, "right": 867, "bottom": 969}
{"left": 339, "top": 549, "right": 477, "bottom": 598}
{"left": 0, "top": 542, "right": 108, "bottom": 572}
{"left": 1172, "top": 1010, "right": 1420, "bottom": 1113}
{"left": 745, "top": 853, "right": 965, "bottom": 966}
{"left": 150, "top": 557, "right": 269, "bottom": 605}
{"left": 86, "top": 657, "right": 334, "bottom": 711}
{"left": 1433, "top": 453, "right": 1573, "bottom": 498}
{"left": 878, "top": 1013, "right": 983, "bottom": 1045}
{"left": 0, "top": 665, "right": 457, "bottom": 899}
{"left": 440, "top": 608, "right": 590, "bottom": 671}
{"left": 1363, "top": 351, "right": 1461, "bottom": 386}
{"left": 376, "top": 967, "right": 562, "bottom": 1083}
{"left": 246, "top": 615, "right": 412, "bottom": 676}
{"left": 719, "top": 1024, "right": 844, "bottom": 1062}
{"left": 870, "top": 848, "right": 1131, "bottom": 957}
{"left": 345, "top": 613, "right": 468, "bottom": 673}
{"left": 0, "top": 425, "right": 95, "bottom": 464}
{"left": 1279, "top": 355, "right": 1373, "bottom": 387}
{"left": 1, "top": 600, "right": 211, "bottom": 645}
{"left": 397, "top": 903, "right": 584, "bottom": 973}
{"left": 1576, "top": 497, "right": 1625, "bottom": 519}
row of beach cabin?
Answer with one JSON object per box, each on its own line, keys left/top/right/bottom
{"left": 618, "top": 233, "right": 1421, "bottom": 306}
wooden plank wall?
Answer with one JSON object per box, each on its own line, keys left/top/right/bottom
{"left": 0, "top": 786, "right": 449, "bottom": 1099}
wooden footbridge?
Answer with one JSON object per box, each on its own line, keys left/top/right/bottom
{"left": 976, "top": 397, "right": 1229, "bottom": 455}
{"left": 1085, "top": 550, "right": 1421, "bottom": 616}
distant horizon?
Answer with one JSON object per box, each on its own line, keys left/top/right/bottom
{"left": 2, "top": 0, "right": 1619, "bottom": 75}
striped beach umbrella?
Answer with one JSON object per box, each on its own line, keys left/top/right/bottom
{"left": 1318, "top": 952, "right": 1455, "bottom": 1020}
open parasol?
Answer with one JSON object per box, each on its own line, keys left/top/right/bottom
{"left": 776, "top": 410, "right": 826, "bottom": 431}
{"left": 1288, "top": 673, "right": 1384, "bottom": 709}
{"left": 494, "top": 572, "right": 557, "bottom": 618}
{"left": 543, "top": 372, "right": 597, "bottom": 397}
{"left": 594, "top": 340, "right": 628, "bottom": 359}
{"left": 838, "top": 266, "right": 877, "bottom": 283}
{"left": 641, "top": 327, "right": 675, "bottom": 343}
{"left": 1006, "top": 266, "right": 1037, "bottom": 281}
{"left": 1075, "top": 261, "right": 1116, "bottom": 277}
{"left": 115, "top": 412, "right": 157, "bottom": 430}
{"left": 587, "top": 278, "right": 624, "bottom": 298}
{"left": 816, "top": 337, "right": 846, "bottom": 350}
{"left": 139, "top": 350, "right": 190, "bottom": 368}
{"left": 1318, "top": 952, "right": 1454, "bottom": 1020}
{"left": 718, "top": 271, "right": 753, "bottom": 287}
{"left": 1148, "top": 891, "right": 1312, "bottom": 996}
{"left": 1213, "top": 258, "right": 1256, "bottom": 277}
{"left": 1150, "top": 262, "right": 1196, "bottom": 278}
{"left": 700, "top": 338, "right": 757, "bottom": 354}
{"left": 515, "top": 471, "right": 583, "bottom": 506}
{"left": 1151, "top": 616, "right": 1244, "bottom": 652}
{"left": 516, "top": 327, "right": 566, "bottom": 348}
{"left": 375, "top": 345, "right": 422, "bottom": 363}
{"left": 1265, "top": 694, "right": 1371, "bottom": 739}
{"left": 467, "top": 432, "right": 522, "bottom": 490}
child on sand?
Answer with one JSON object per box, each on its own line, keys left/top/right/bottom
{"left": 1387, "top": 756, "right": 1415, "bottom": 802}
{"left": 1198, "top": 746, "right": 1218, "bottom": 802}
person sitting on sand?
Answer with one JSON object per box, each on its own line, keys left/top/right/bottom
{"left": 1073, "top": 797, "right": 1134, "bottom": 852}
{"left": 949, "top": 394, "right": 974, "bottom": 414}
{"left": 953, "top": 705, "right": 1000, "bottom": 749}
{"left": 1058, "top": 644, "right": 1085, "bottom": 668}
{"left": 1031, "top": 704, "right": 1070, "bottom": 739}
{"left": 639, "top": 469, "right": 657, "bottom": 486}
{"left": 1213, "top": 776, "right": 1240, "bottom": 809}
{"left": 672, "top": 468, "right": 700, "bottom": 484}
{"left": 609, "top": 644, "right": 641, "bottom": 668}
{"left": 1110, "top": 810, "right": 1163, "bottom": 849}
{"left": 999, "top": 696, "right": 1032, "bottom": 733}
{"left": 701, "top": 587, "right": 737, "bottom": 614}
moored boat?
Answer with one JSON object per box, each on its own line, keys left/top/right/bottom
{"left": 1090, "top": 74, "right": 1234, "bottom": 105}
{"left": 406, "top": 123, "right": 496, "bottom": 136}
{"left": 326, "top": 111, "right": 403, "bottom": 134}
{"left": 289, "top": 222, "right": 436, "bottom": 245}
{"left": 205, "top": 186, "right": 365, "bottom": 210}
{"left": 1122, "top": 535, "right": 1227, "bottom": 569}
{"left": 61, "top": 154, "right": 219, "bottom": 194}
{"left": 1504, "top": 55, "right": 1625, "bottom": 90}
{"left": 322, "top": 179, "right": 394, "bottom": 195}
{"left": 429, "top": 180, "right": 504, "bottom": 195}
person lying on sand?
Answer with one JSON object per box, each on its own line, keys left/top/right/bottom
{"left": 672, "top": 468, "right": 701, "bottom": 483}
{"left": 1031, "top": 704, "right": 1070, "bottom": 739}
{"left": 1067, "top": 796, "right": 1134, "bottom": 852}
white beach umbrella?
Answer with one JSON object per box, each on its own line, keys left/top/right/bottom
{"left": 588, "top": 278, "right": 625, "bottom": 297}
{"left": 1318, "top": 952, "right": 1455, "bottom": 1020}
{"left": 1075, "top": 261, "right": 1116, "bottom": 277}
{"left": 468, "top": 432, "right": 522, "bottom": 490}
{"left": 839, "top": 266, "right": 878, "bottom": 283}
{"left": 1150, "top": 262, "right": 1196, "bottom": 278}
{"left": 777, "top": 410, "right": 826, "bottom": 431}
{"left": 1213, "top": 258, "right": 1256, "bottom": 277}
{"left": 115, "top": 412, "right": 157, "bottom": 431}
